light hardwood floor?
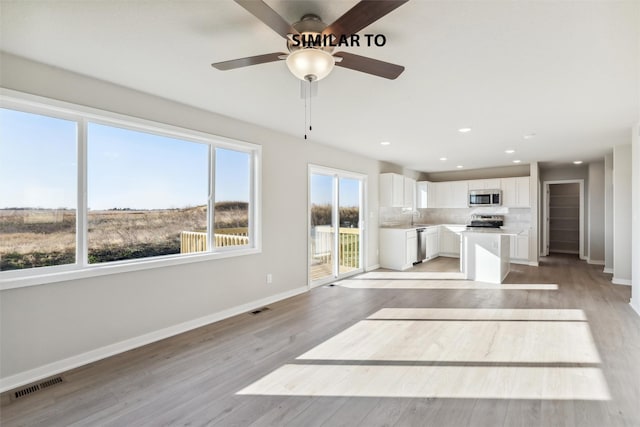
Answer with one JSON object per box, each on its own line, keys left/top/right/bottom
{"left": 2, "top": 255, "right": 639, "bottom": 426}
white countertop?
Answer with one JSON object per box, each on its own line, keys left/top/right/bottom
{"left": 380, "top": 223, "right": 465, "bottom": 230}
{"left": 461, "top": 227, "right": 524, "bottom": 236}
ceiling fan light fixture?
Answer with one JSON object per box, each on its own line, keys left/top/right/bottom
{"left": 286, "top": 48, "right": 335, "bottom": 81}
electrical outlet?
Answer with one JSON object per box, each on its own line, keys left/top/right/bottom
{"left": 266, "top": 273, "right": 273, "bottom": 284}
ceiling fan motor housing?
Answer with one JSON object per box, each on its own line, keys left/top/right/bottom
{"left": 287, "top": 14, "right": 334, "bottom": 54}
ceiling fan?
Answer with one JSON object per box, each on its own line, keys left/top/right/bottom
{"left": 212, "top": 0, "right": 409, "bottom": 81}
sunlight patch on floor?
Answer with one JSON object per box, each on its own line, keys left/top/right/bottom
{"left": 296, "top": 320, "right": 600, "bottom": 363}
{"left": 355, "top": 271, "right": 466, "bottom": 280}
{"left": 237, "top": 308, "right": 609, "bottom": 401}
{"left": 236, "top": 364, "right": 611, "bottom": 400}
{"left": 338, "top": 279, "right": 558, "bottom": 290}
{"left": 367, "top": 308, "right": 586, "bottom": 321}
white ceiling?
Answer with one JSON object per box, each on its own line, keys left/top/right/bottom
{"left": 1, "top": 0, "right": 639, "bottom": 173}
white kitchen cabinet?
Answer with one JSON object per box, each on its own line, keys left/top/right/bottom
{"left": 380, "top": 228, "right": 418, "bottom": 270}
{"left": 425, "top": 227, "right": 439, "bottom": 259}
{"left": 501, "top": 178, "right": 517, "bottom": 207}
{"left": 501, "top": 176, "right": 530, "bottom": 207}
{"left": 439, "top": 225, "right": 463, "bottom": 257}
{"left": 404, "top": 177, "right": 416, "bottom": 209}
{"left": 380, "top": 173, "right": 404, "bottom": 207}
{"left": 510, "top": 230, "right": 530, "bottom": 263}
{"left": 416, "top": 181, "right": 428, "bottom": 208}
{"left": 516, "top": 177, "right": 530, "bottom": 207}
{"left": 434, "top": 181, "right": 468, "bottom": 208}
{"left": 380, "top": 173, "right": 415, "bottom": 209}
{"left": 468, "top": 179, "right": 501, "bottom": 190}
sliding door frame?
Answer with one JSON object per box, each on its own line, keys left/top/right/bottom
{"left": 308, "top": 164, "right": 367, "bottom": 288}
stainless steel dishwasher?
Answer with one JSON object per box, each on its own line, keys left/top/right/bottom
{"left": 415, "top": 228, "right": 427, "bottom": 264}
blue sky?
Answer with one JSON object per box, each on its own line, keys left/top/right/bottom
{"left": 1, "top": 108, "right": 250, "bottom": 210}
{"left": 311, "top": 174, "right": 360, "bottom": 207}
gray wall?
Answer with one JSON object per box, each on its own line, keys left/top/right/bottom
{"left": 604, "top": 153, "right": 614, "bottom": 272}
{"left": 613, "top": 144, "right": 633, "bottom": 284}
{"left": 0, "top": 53, "right": 388, "bottom": 387}
{"left": 587, "top": 161, "right": 605, "bottom": 263}
{"left": 540, "top": 165, "right": 589, "bottom": 257}
{"left": 421, "top": 164, "right": 530, "bottom": 182}
{"left": 631, "top": 124, "right": 639, "bottom": 315}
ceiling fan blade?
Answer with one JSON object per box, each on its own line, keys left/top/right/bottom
{"left": 322, "top": 0, "right": 408, "bottom": 39}
{"left": 333, "top": 51, "right": 405, "bottom": 80}
{"left": 212, "top": 52, "right": 287, "bottom": 71}
{"left": 234, "top": 0, "right": 298, "bottom": 39}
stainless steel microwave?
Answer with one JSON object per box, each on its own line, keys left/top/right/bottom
{"left": 468, "top": 189, "right": 502, "bottom": 207}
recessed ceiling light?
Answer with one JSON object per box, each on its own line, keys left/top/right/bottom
{"left": 380, "top": 141, "right": 391, "bottom": 146}
{"left": 573, "top": 160, "right": 583, "bottom": 165}
{"left": 513, "top": 159, "right": 522, "bottom": 164}
{"left": 505, "top": 149, "right": 515, "bottom": 154}
{"left": 458, "top": 128, "right": 472, "bottom": 133}
{"left": 456, "top": 165, "right": 464, "bottom": 169}
{"left": 523, "top": 133, "right": 536, "bottom": 139}
{"left": 439, "top": 157, "right": 447, "bottom": 161}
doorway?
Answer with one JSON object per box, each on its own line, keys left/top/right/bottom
{"left": 308, "top": 165, "right": 365, "bottom": 287}
{"left": 542, "top": 180, "right": 584, "bottom": 258}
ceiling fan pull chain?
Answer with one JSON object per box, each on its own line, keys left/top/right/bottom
{"left": 309, "top": 78, "right": 312, "bottom": 132}
{"left": 304, "top": 82, "right": 308, "bottom": 140}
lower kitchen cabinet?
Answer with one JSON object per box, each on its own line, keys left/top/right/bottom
{"left": 380, "top": 228, "right": 418, "bottom": 270}
{"left": 509, "top": 231, "right": 530, "bottom": 263}
{"left": 425, "top": 227, "right": 439, "bottom": 260}
{"left": 439, "top": 225, "right": 464, "bottom": 257}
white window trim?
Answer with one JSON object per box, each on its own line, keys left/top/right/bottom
{"left": 0, "top": 89, "right": 262, "bottom": 290}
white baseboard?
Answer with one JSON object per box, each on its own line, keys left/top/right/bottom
{"left": 366, "top": 264, "right": 380, "bottom": 272}
{"left": 510, "top": 259, "right": 538, "bottom": 266}
{"left": 603, "top": 267, "right": 613, "bottom": 274}
{"left": 0, "top": 286, "right": 308, "bottom": 394}
{"left": 631, "top": 299, "right": 640, "bottom": 317}
{"left": 612, "top": 277, "right": 632, "bottom": 286}
{"left": 587, "top": 259, "right": 605, "bottom": 266}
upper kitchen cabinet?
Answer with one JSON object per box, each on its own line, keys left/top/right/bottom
{"left": 404, "top": 176, "right": 416, "bottom": 208}
{"left": 467, "top": 179, "right": 501, "bottom": 190}
{"left": 501, "top": 177, "right": 530, "bottom": 207}
{"left": 416, "top": 181, "right": 433, "bottom": 208}
{"left": 380, "top": 173, "right": 415, "bottom": 209}
{"left": 434, "top": 181, "right": 468, "bottom": 208}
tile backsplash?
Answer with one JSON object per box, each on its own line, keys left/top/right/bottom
{"left": 379, "top": 207, "right": 532, "bottom": 230}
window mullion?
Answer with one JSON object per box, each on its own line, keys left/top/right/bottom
{"left": 208, "top": 146, "right": 215, "bottom": 252}
{"left": 77, "top": 119, "right": 88, "bottom": 267}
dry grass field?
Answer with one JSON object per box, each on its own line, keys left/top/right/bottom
{"left": 0, "top": 202, "right": 248, "bottom": 271}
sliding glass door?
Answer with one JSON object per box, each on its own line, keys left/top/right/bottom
{"left": 309, "top": 166, "right": 364, "bottom": 287}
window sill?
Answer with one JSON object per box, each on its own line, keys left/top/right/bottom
{"left": 0, "top": 247, "right": 261, "bottom": 291}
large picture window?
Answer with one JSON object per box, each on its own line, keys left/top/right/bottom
{"left": 0, "top": 109, "right": 78, "bottom": 271}
{"left": 87, "top": 123, "right": 209, "bottom": 263}
{"left": 0, "top": 92, "right": 261, "bottom": 286}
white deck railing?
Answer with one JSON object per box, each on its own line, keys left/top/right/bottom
{"left": 313, "top": 226, "right": 360, "bottom": 269}
{"left": 180, "top": 229, "right": 249, "bottom": 253}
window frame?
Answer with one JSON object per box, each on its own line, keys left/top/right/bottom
{"left": 0, "top": 89, "right": 262, "bottom": 290}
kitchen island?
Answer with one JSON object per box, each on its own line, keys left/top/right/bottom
{"left": 460, "top": 228, "right": 522, "bottom": 283}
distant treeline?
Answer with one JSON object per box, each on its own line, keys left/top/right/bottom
{"left": 311, "top": 204, "right": 359, "bottom": 228}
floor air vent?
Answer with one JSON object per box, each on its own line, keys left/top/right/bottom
{"left": 250, "top": 307, "right": 270, "bottom": 315}
{"left": 12, "top": 376, "right": 64, "bottom": 400}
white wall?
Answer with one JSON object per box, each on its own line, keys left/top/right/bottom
{"left": 632, "top": 124, "right": 640, "bottom": 315}
{"left": 613, "top": 144, "right": 633, "bottom": 285}
{"left": 604, "top": 152, "right": 614, "bottom": 273}
{"left": 587, "top": 161, "right": 605, "bottom": 263}
{"left": 0, "top": 53, "right": 387, "bottom": 389}
{"left": 529, "top": 162, "right": 540, "bottom": 264}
